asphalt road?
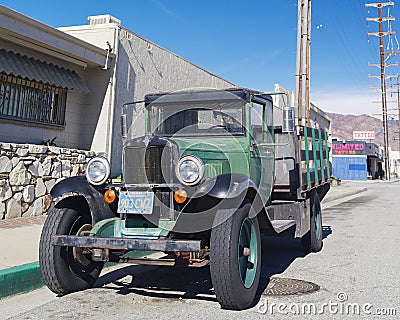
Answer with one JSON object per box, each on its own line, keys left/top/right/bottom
{"left": 1, "top": 181, "right": 399, "bottom": 320}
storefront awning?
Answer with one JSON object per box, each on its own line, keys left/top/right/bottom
{"left": 0, "top": 49, "right": 89, "bottom": 93}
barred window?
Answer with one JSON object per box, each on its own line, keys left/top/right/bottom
{"left": 0, "top": 73, "right": 67, "bottom": 126}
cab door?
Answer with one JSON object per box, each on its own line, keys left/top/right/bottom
{"left": 249, "top": 98, "right": 274, "bottom": 206}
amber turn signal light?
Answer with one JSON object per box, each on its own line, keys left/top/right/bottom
{"left": 104, "top": 189, "right": 116, "bottom": 203}
{"left": 174, "top": 189, "right": 187, "bottom": 204}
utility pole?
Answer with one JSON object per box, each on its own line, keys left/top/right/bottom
{"left": 366, "top": 1, "right": 395, "bottom": 180}
{"left": 305, "top": 0, "right": 312, "bottom": 126}
{"left": 296, "top": 0, "right": 305, "bottom": 127}
{"left": 295, "top": 0, "right": 311, "bottom": 127}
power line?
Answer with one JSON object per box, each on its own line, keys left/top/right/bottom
{"left": 319, "top": 0, "right": 374, "bottom": 95}
{"left": 351, "top": 1, "right": 380, "bottom": 58}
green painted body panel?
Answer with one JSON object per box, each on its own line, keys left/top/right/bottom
{"left": 90, "top": 218, "right": 119, "bottom": 237}
{"left": 172, "top": 137, "right": 251, "bottom": 180}
{"left": 114, "top": 219, "right": 174, "bottom": 238}
{"left": 91, "top": 217, "right": 173, "bottom": 238}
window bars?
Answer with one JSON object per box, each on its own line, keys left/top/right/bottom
{"left": 0, "top": 73, "right": 67, "bottom": 126}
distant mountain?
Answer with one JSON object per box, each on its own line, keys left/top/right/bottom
{"left": 328, "top": 113, "right": 400, "bottom": 151}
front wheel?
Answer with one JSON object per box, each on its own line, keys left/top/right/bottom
{"left": 39, "top": 206, "right": 104, "bottom": 295}
{"left": 210, "top": 202, "right": 261, "bottom": 310}
{"left": 301, "top": 190, "right": 323, "bottom": 252}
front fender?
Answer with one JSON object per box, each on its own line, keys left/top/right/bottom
{"left": 181, "top": 173, "right": 259, "bottom": 214}
{"left": 173, "top": 173, "right": 272, "bottom": 234}
{"left": 194, "top": 173, "right": 257, "bottom": 199}
{"left": 50, "top": 176, "right": 116, "bottom": 224}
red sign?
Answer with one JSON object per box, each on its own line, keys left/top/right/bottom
{"left": 353, "top": 131, "right": 375, "bottom": 140}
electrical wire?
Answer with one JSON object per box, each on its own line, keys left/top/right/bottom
{"left": 319, "top": 0, "right": 376, "bottom": 108}
{"left": 364, "top": 2, "right": 400, "bottom": 112}
{"left": 319, "top": 1, "right": 368, "bottom": 82}
{"left": 351, "top": 0, "right": 380, "bottom": 59}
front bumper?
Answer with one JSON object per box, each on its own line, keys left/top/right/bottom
{"left": 52, "top": 235, "right": 201, "bottom": 252}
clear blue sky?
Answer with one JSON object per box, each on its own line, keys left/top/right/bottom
{"left": 2, "top": 0, "right": 400, "bottom": 116}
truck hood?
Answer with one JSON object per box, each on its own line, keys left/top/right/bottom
{"left": 171, "top": 137, "right": 250, "bottom": 177}
{"left": 172, "top": 137, "right": 247, "bottom": 153}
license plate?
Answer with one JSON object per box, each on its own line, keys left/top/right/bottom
{"left": 117, "top": 191, "right": 154, "bottom": 214}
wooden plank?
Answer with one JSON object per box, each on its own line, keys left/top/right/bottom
{"left": 304, "top": 126, "right": 311, "bottom": 186}
{"left": 311, "top": 128, "right": 319, "bottom": 183}
{"left": 324, "top": 131, "right": 331, "bottom": 177}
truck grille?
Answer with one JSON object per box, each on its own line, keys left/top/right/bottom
{"left": 123, "top": 145, "right": 172, "bottom": 184}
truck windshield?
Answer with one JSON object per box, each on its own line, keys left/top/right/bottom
{"left": 146, "top": 100, "right": 245, "bottom": 136}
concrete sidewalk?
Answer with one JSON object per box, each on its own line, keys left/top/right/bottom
{"left": 0, "top": 216, "right": 46, "bottom": 298}
{"left": 0, "top": 216, "right": 45, "bottom": 270}
{"left": 0, "top": 181, "right": 378, "bottom": 299}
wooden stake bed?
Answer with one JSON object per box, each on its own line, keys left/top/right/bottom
{"left": 299, "top": 126, "right": 331, "bottom": 192}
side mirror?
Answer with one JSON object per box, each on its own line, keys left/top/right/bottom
{"left": 282, "top": 106, "right": 295, "bottom": 133}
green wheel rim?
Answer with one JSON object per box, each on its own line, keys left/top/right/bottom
{"left": 315, "top": 204, "right": 322, "bottom": 240}
{"left": 238, "top": 218, "right": 258, "bottom": 288}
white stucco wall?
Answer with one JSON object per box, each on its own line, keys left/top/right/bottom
{"left": 58, "top": 25, "right": 118, "bottom": 157}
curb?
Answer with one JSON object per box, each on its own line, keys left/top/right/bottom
{"left": 0, "top": 262, "right": 44, "bottom": 300}
{"left": 323, "top": 187, "right": 368, "bottom": 204}
{"left": 0, "top": 261, "right": 118, "bottom": 300}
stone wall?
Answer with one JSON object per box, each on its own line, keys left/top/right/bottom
{"left": 0, "top": 142, "right": 95, "bottom": 219}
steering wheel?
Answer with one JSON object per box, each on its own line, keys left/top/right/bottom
{"left": 207, "top": 125, "right": 227, "bottom": 131}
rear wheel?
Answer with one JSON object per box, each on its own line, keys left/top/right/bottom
{"left": 39, "top": 206, "right": 103, "bottom": 295}
{"left": 210, "top": 202, "right": 261, "bottom": 310}
{"left": 301, "top": 190, "right": 323, "bottom": 252}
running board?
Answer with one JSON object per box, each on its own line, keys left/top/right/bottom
{"left": 271, "top": 219, "right": 297, "bottom": 233}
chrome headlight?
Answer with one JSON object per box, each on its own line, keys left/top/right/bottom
{"left": 85, "top": 157, "right": 110, "bottom": 185}
{"left": 176, "top": 155, "right": 204, "bottom": 186}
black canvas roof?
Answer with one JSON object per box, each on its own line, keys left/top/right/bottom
{"left": 144, "top": 88, "right": 272, "bottom": 105}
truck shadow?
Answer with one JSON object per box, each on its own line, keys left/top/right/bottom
{"left": 95, "top": 264, "right": 217, "bottom": 302}
{"left": 95, "top": 226, "right": 332, "bottom": 308}
{"left": 255, "top": 226, "right": 332, "bottom": 305}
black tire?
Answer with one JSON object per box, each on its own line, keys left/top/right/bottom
{"left": 39, "top": 207, "right": 104, "bottom": 295}
{"left": 210, "top": 202, "right": 261, "bottom": 310}
{"left": 301, "top": 190, "right": 323, "bottom": 252}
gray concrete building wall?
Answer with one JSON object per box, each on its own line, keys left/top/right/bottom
{"left": 109, "top": 27, "right": 235, "bottom": 175}
{"left": 61, "top": 18, "right": 236, "bottom": 176}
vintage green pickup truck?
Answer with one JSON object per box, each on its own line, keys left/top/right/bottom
{"left": 39, "top": 88, "right": 330, "bottom": 310}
